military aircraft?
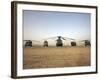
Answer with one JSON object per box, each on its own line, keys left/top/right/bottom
{"left": 42, "top": 36, "right": 76, "bottom": 47}
{"left": 23, "top": 40, "right": 40, "bottom": 47}
{"left": 79, "top": 40, "right": 91, "bottom": 46}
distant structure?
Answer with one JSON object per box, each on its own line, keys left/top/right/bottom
{"left": 71, "top": 41, "right": 76, "bottom": 46}
{"left": 43, "top": 41, "right": 48, "bottom": 47}
{"left": 25, "top": 40, "right": 32, "bottom": 47}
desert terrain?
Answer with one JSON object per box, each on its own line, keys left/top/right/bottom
{"left": 23, "top": 46, "right": 90, "bottom": 69}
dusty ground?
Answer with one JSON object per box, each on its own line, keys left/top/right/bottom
{"left": 23, "top": 46, "right": 91, "bottom": 69}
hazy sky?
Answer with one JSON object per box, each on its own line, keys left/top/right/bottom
{"left": 23, "top": 10, "right": 91, "bottom": 42}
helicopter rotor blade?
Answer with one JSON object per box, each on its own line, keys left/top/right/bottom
{"left": 79, "top": 40, "right": 87, "bottom": 42}
{"left": 78, "top": 40, "right": 90, "bottom": 43}
{"left": 79, "top": 40, "right": 85, "bottom": 42}
{"left": 47, "top": 36, "right": 57, "bottom": 39}
{"left": 63, "top": 37, "right": 75, "bottom": 41}
{"left": 31, "top": 40, "right": 41, "bottom": 43}
{"left": 42, "top": 36, "right": 58, "bottom": 41}
{"left": 23, "top": 40, "right": 29, "bottom": 41}
{"left": 61, "top": 36, "right": 66, "bottom": 40}
{"left": 23, "top": 40, "right": 41, "bottom": 43}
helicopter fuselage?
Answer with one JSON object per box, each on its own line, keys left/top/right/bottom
{"left": 56, "top": 38, "right": 63, "bottom": 47}
{"left": 25, "top": 40, "right": 32, "bottom": 47}
{"left": 43, "top": 41, "right": 48, "bottom": 47}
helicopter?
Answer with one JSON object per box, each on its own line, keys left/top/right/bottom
{"left": 42, "top": 36, "right": 65, "bottom": 47}
{"left": 24, "top": 40, "right": 40, "bottom": 47}
{"left": 79, "top": 40, "right": 91, "bottom": 46}
{"left": 71, "top": 41, "right": 76, "bottom": 46}
{"left": 43, "top": 40, "right": 48, "bottom": 47}
{"left": 56, "top": 36, "right": 76, "bottom": 47}
{"left": 23, "top": 37, "right": 91, "bottom": 47}
{"left": 55, "top": 36, "right": 77, "bottom": 47}
{"left": 42, "top": 36, "right": 76, "bottom": 47}
{"left": 24, "top": 40, "right": 32, "bottom": 47}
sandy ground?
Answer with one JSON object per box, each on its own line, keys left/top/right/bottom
{"left": 23, "top": 46, "right": 90, "bottom": 69}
